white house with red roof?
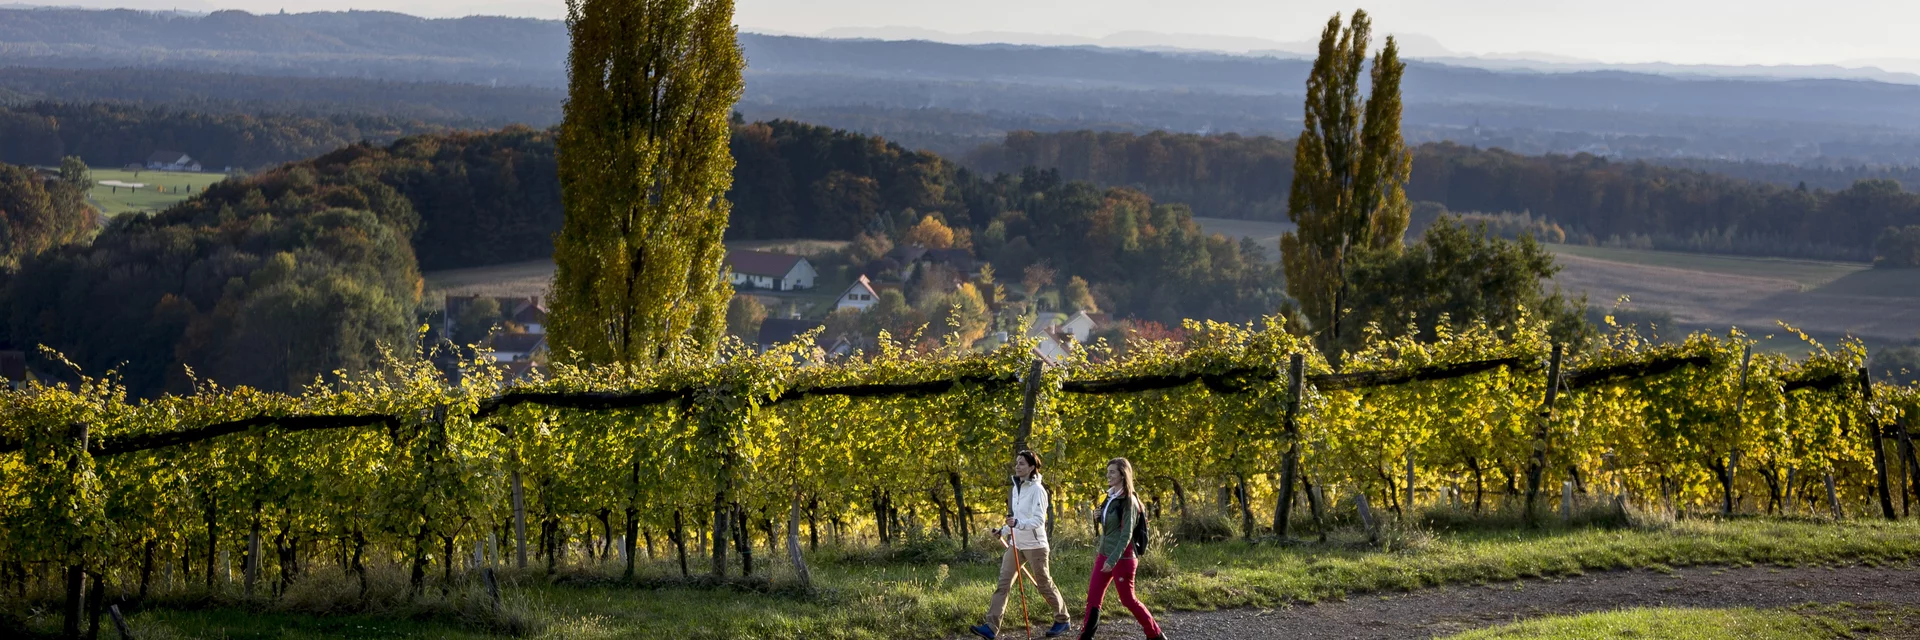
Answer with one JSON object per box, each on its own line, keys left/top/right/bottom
{"left": 726, "top": 250, "right": 817, "bottom": 291}
{"left": 835, "top": 275, "right": 882, "bottom": 312}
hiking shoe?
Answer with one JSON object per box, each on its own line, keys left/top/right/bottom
{"left": 969, "top": 624, "right": 996, "bottom": 639}
{"left": 1044, "top": 621, "right": 1071, "bottom": 637}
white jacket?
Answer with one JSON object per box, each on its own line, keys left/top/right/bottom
{"left": 1000, "top": 473, "right": 1051, "bottom": 550}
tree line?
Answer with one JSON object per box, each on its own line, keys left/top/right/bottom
{"left": 0, "top": 102, "right": 458, "bottom": 171}
{"left": 969, "top": 131, "right": 1920, "bottom": 262}
{"left": 0, "top": 67, "right": 564, "bottom": 128}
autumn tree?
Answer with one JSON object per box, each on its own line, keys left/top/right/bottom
{"left": 57, "top": 156, "right": 91, "bottom": 190}
{"left": 848, "top": 231, "right": 894, "bottom": 266}
{"left": 931, "top": 282, "right": 991, "bottom": 345}
{"left": 726, "top": 294, "right": 767, "bottom": 340}
{"left": 1277, "top": 9, "right": 1411, "bottom": 361}
{"left": 453, "top": 297, "right": 504, "bottom": 346}
{"left": 1021, "top": 262, "right": 1057, "bottom": 301}
{"left": 548, "top": 0, "right": 744, "bottom": 368}
{"left": 546, "top": 0, "right": 745, "bottom": 579}
{"left": 1065, "top": 275, "right": 1098, "bottom": 313}
{"left": 902, "top": 214, "right": 956, "bottom": 249}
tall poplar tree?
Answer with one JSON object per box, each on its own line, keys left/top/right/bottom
{"left": 1278, "top": 9, "right": 1411, "bottom": 361}
{"left": 547, "top": 0, "right": 744, "bottom": 580}
{"left": 549, "top": 0, "right": 744, "bottom": 368}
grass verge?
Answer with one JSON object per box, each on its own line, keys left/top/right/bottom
{"left": 86, "top": 518, "right": 1920, "bottom": 639}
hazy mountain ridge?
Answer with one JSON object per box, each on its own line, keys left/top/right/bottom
{"left": 9, "top": 7, "right": 1920, "bottom": 164}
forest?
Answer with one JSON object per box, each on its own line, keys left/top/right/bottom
{"left": 0, "top": 119, "right": 1284, "bottom": 396}
{"left": 969, "top": 131, "right": 1920, "bottom": 262}
{"left": 0, "top": 155, "right": 421, "bottom": 397}
{"left": 0, "top": 67, "right": 564, "bottom": 128}
{"left": 0, "top": 102, "right": 464, "bottom": 171}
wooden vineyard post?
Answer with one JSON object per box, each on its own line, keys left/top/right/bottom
{"left": 786, "top": 495, "right": 812, "bottom": 589}
{"left": 1011, "top": 358, "right": 1043, "bottom": 546}
{"left": 483, "top": 568, "right": 501, "bottom": 612}
{"left": 1826, "top": 473, "right": 1843, "bottom": 520}
{"left": 108, "top": 604, "right": 134, "bottom": 640}
{"left": 509, "top": 437, "right": 529, "bottom": 570}
{"left": 1274, "top": 354, "right": 1307, "bottom": 539}
{"left": 1013, "top": 359, "right": 1045, "bottom": 455}
{"left": 1308, "top": 483, "right": 1327, "bottom": 543}
{"left": 1354, "top": 492, "right": 1378, "bottom": 543}
{"left": 1785, "top": 469, "right": 1798, "bottom": 515}
{"left": 63, "top": 421, "right": 92, "bottom": 640}
{"left": 1900, "top": 417, "right": 1920, "bottom": 519}
{"left": 1561, "top": 481, "right": 1574, "bottom": 523}
{"left": 1525, "top": 344, "right": 1564, "bottom": 525}
{"left": 1861, "top": 368, "right": 1896, "bottom": 520}
{"left": 245, "top": 502, "right": 262, "bottom": 598}
{"left": 1405, "top": 453, "right": 1416, "bottom": 515}
{"left": 624, "top": 456, "right": 639, "bottom": 581}
{"left": 1725, "top": 346, "right": 1752, "bottom": 515}
{"left": 949, "top": 472, "right": 970, "bottom": 552}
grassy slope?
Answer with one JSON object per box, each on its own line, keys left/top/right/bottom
{"left": 106, "top": 518, "right": 1920, "bottom": 640}
{"left": 1545, "top": 245, "right": 1868, "bottom": 291}
{"left": 86, "top": 168, "right": 218, "bottom": 215}
{"left": 1191, "top": 216, "right": 1880, "bottom": 290}
{"left": 1192, "top": 216, "right": 1295, "bottom": 255}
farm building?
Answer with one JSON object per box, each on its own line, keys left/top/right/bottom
{"left": 726, "top": 250, "right": 817, "bottom": 291}
{"left": 145, "top": 151, "right": 202, "bottom": 172}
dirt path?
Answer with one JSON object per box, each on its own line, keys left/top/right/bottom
{"left": 1044, "top": 565, "right": 1920, "bottom": 639}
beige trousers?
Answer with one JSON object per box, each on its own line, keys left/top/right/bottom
{"left": 984, "top": 545, "right": 1070, "bottom": 631}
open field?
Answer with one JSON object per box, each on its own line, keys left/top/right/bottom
{"left": 1194, "top": 216, "right": 1295, "bottom": 254}
{"left": 70, "top": 517, "right": 1920, "bottom": 640}
{"left": 423, "top": 239, "right": 853, "bottom": 302}
{"left": 1196, "top": 216, "right": 1919, "bottom": 344}
{"left": 85, "top": 167, "right": 223, "bottom": 215}
{"left": 1550, "top": 253, "right": 1920, "bottom": 344}
{"left": 424, "top": 259, "right": 557, "bottom": 299}
{"left": 1546, "top": 245, "right": 1870, "bottom": 290}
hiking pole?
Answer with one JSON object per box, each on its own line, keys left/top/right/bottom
{"left": 1003, "top": 529, "right": 1034, "bottom": 640}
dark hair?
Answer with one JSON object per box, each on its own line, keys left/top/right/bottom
{"left": 1016, "top": 449, "right": 1043, "bottom": 470}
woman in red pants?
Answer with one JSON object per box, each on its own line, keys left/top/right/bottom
{"left": 1078, "top": 457, "right": 1165, "bottom": 640}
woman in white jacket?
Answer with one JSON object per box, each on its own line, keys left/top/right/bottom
{"left": 971, "top": 450, "right": 1072, "bottom": 639}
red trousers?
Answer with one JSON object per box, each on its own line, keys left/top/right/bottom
{"left": 1081, "top": 554, "right": 1161, "bottom": 637}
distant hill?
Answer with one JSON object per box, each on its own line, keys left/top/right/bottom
{"left": 10, "top": 7, "right": 1920, "bottom": 164}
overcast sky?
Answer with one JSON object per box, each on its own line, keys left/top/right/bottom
{"left": 35, "top": 0, "right": 1920, "bottom": 65}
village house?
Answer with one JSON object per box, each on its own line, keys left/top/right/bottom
{"left": 445, "top": 295, "right": 547, "bottom": 341}
{"left": 145, "top": 151, "right": 202, "bottom": 172}
{"left": 835, "top": 275, "right": 882, "bottom": 312}
{"left": 726, "top": 250, "right": 817, "bottom": 292}
{"left": 489, "top": 332, "right": 547, "bottom": 364}
{"left": 756, "top": 318, "right": 817, "bottom": 353}
{"left": 1, "top": 351, "right": 27, "bottom": 390}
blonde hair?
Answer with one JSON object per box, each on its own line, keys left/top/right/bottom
{"left": 1108, "top": 457, "right": 1143, "bottom": 512}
